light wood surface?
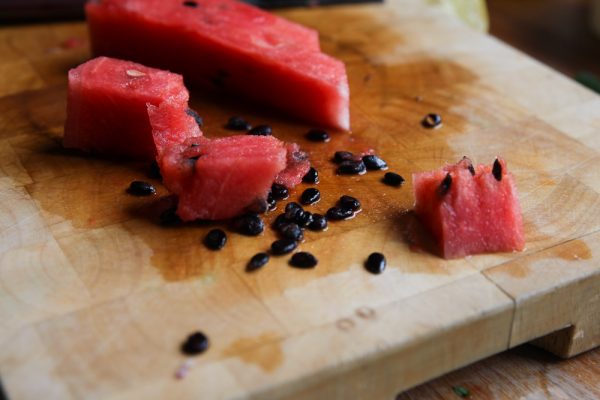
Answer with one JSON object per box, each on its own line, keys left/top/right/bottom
{"left": 0, "top": 1, "right": 599, "bottom": 399}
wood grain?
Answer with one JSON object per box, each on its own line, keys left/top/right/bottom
{"left": 0, "top": 0, "right": 599, "bottom": 399}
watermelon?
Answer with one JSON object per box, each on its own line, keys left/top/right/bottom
{"left": 149, "top": 104, "right": 288, "bottom": 220}
{"left": 275, "top": 143, "right": 311, "bottom": 188}
{"left": 413, "top": 157, "right": 525, "bottom": 259}
{"left": 63, "top": 56, "right": 198, "bottom": 160}
{"left": 86, "top": 0, "right": 350, "bottom": 131}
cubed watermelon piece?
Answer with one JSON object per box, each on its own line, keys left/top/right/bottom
{"left": 413, "top": 157, "right": 525, "bottom": 259}
{"left": 149, "top": 104, "right": 288, "bottom": 220}
{"left": 275, "top": 143, "right": 311, "bottom": 188}
{"left": 63, "top": 56, "right": 199, "bottom": 160}
{"left": 86, "top": 0, "right": 350, "bottom": 131}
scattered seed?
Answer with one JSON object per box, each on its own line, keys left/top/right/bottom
{"left": 327, "top": 207, "right": 354, "bottom": 221}
{"left": 365, "top": 252, "right": 386, "bottom": 274}
{"left": 279, "top": 222, "right": 304, "bottom": 241}
{"left": 234, "top": 213, "right": 264, "bottom": 236}
{"left": 439, "top": 173, "right": 452, "bottom": 196}
{"left": 362, "top": 155, "right": 388, "bottom": 170}
{"left": 181, "top": 331, "right": 209, "bottom": 356}
{"left": 295, "top": 210, "right": 313, "bottom": 227}
{"left": 247, "top": 124, "right": 272, "bottom": 136}
{"left": 302, "top": 167, "right": 319, "bottom": 184}
{"left": 128, "top": 180, "right": 156, "bottom": 196}
{"left": 204, "top": 229, "right": 227, "bottom": 250}
{"left": 421, "top": 113, "right": 442, "bottom": 129}
{"left": 126, "top": 69, "right": 146, "bottom": 77}
{"left": 333, "top": 151, "right": 355, "bottom": 164}
{"left": 383, "top": 172, "right": 405, "bottom": 187}
{"left": 285, "top": 202, "right": 302, "bottom": 213}
{"left": 182, "top": 1, "right": 198, "bottom": 7}
{"left": 267, "top": 193, "right": 277, "bottom": 211}
{"left": 185, "top": 108, "right": 203, "bottom": 127}
{"left": 468, "top": 164, "right": 475, "bottom": 175}
{"left": 300, "top": 188, "right": 321, "bottom": 205}
{"left": 339, "top": 195, "right": 361, "bottom": 211}
{"left": 225, "top": 115, "right": 251, "bottom": 131}
{"left": 337, "top": 160, "right": 366, "bottom": 175}
{"left": 492, "top": 158, "right": 502, "bottom": 181}
{"left": 271, "top": 183, "right": 289, "bottom": 201}
{"left": 159, "top": 207, "right": 181, "bottom": 225}
{"left": 247, "top": 252, "right": 269, "bottom": 272}
{"left": 290, "top": 252, "right": 318, "bottom": 269}
{"left": 271, "top": 238, "right": 298, "bottom": 255}
{"left": 305, "top": 129, "right": 330, "bottom": 142}
{"left": 149, "top": 160, "right": 161, "bottom": 179}
{"left": 308, "top": 214, "right": 328, "bottom": 231}
{"left": 271, "top": 213, "right": 287, "bottom": 229}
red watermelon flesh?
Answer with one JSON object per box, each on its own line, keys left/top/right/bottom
{"left": 63, "top": 56, "right": 195, "bottom": 160}
{"left": 275, "top": 143, "right": 311, "bottom": 188}
{"left": 86, "top": 0, "right": 350, "bottom": 131}
{"left": 147, "top": 100, "right": 203, "bottom": 159}
{"left": 148, "top": 104, "right": 288, "bottom": 220}
{"left": 156, "top": 135, "right": 287, "bottom": 221}
{"left": 413, "top": 157, "right": 525, "bottom": 259}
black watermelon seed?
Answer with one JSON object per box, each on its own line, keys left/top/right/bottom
{"left": 306, "top": 129, "right": 330, "bottom": 142}
{"left": 225, "top": 116, "right": 251, "bottom": 131}
{"left": 247, "top": 252, "right": 269, "bottom": 272}
{"left": 128, "top": 180, "right": 156, "bottom": 196}
{"left": 181, "top": 331, "right": 209, "bottom": 356}
{"left": 308, "top": 214, "right": 328, "bottom": 231}
{"left": 290, "top": 252, "right": 318, "bottom": 269}
{"left": 362, "top": 155, "right": 388, "bottom": 171}
{"left": 185, "top": 108, "right": 203, "bottom": 126}
{"left": 272, "top": 213, "right": 290, "bottom": 231}
{"left": 160, "top": 207, "right": 181, "bottom": 225}
{"left": 421, "top": 113, "right": 442, "bottom": 129}
{"left": 302, "top": 167, "right": 319, "bottom": 184}
{"left": 337, "top": 160, "right": 366, "bottom": 175}
{"left": 383, "top": 172, "right": 405, "bottom": 187}
{"left": 149, "top": 160, "right": 161, "bottom": 179}
{"left": 182, "top": 1, "right": 198, "bottom": 8}
{"left": 204, "top": 229, "right": 227, "bottom": 250}
{"left": 468, "top": 164, "right": 476, "bottom": 176}
{"left": 326, "top": 207, "right": 354, "bottom": 221}
{"left": 339, "top": 195, "right": 361, "bottom": 211}
{"left": 247, "top": 124, "right": 272, "bottom": 136}
{"left": 271, "top": 183, "right": 289, "bottom": 201}
{"left": 267, "top": 193, "right": 277, "bottom": 211}
{"left": 492, "top": 158, "right": 503, "bottom": 181}
{"left": 285, "top": 202, "right": 303, "bottom": 213}
{"left": 279, "top": 222, "right": 304, "bottom": 241}
{"left": 295, "top": 210, "right": 314, "bottom": 227}
{"left": 439, "top": 173, "right": 452, "bottom": 196}
{"left": 271, "top": 239, "right": 297, "bottom": 255}
{"left": 300, "top": 188, "right": 321, "bottom": 205}
{"left": 365, "top": 252, "right": 386, "bottom": 274}
{"left": 234, "top": 213, "right": 264, "bottom": 236}
{"left": 333, "top": 151, "right": 355, "bottom": 164}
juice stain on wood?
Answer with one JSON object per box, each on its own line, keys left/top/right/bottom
{"left": 223, "top": 333, "right": 283, "bottom": 373}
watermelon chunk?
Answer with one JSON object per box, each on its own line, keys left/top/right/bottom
{"left": 86, "top": 0, "right": 350, "bottom": 131}
{"left": 413, "top": 157, "right": 525, "bottom": 259}
{"left": 149, "top": 104, "right": 288, "bottom": 220}
{"left": 275, "top": 143, "right": 311, "bottom": 188}
{"left": 63, "top": 56, "right": 198, "bottom": 160}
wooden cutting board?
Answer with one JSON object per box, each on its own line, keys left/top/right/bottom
{"left": 1, "top": 1, "right": 599, "bottom": 399}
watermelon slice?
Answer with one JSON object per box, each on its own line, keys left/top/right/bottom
{"left": 413, "top": 157, "right": 525, "bottom": 259}
{"left": 63, "top": 56, "right": 199, "bottom": 160}
{"left": 275, "top": 143, "right": 311, "bottom": 188}
{"left": 149, "top": 104, "right": 288, "bottom": 220}
{"left": 86, "top": 0, "right": 350, "bottom": 131}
